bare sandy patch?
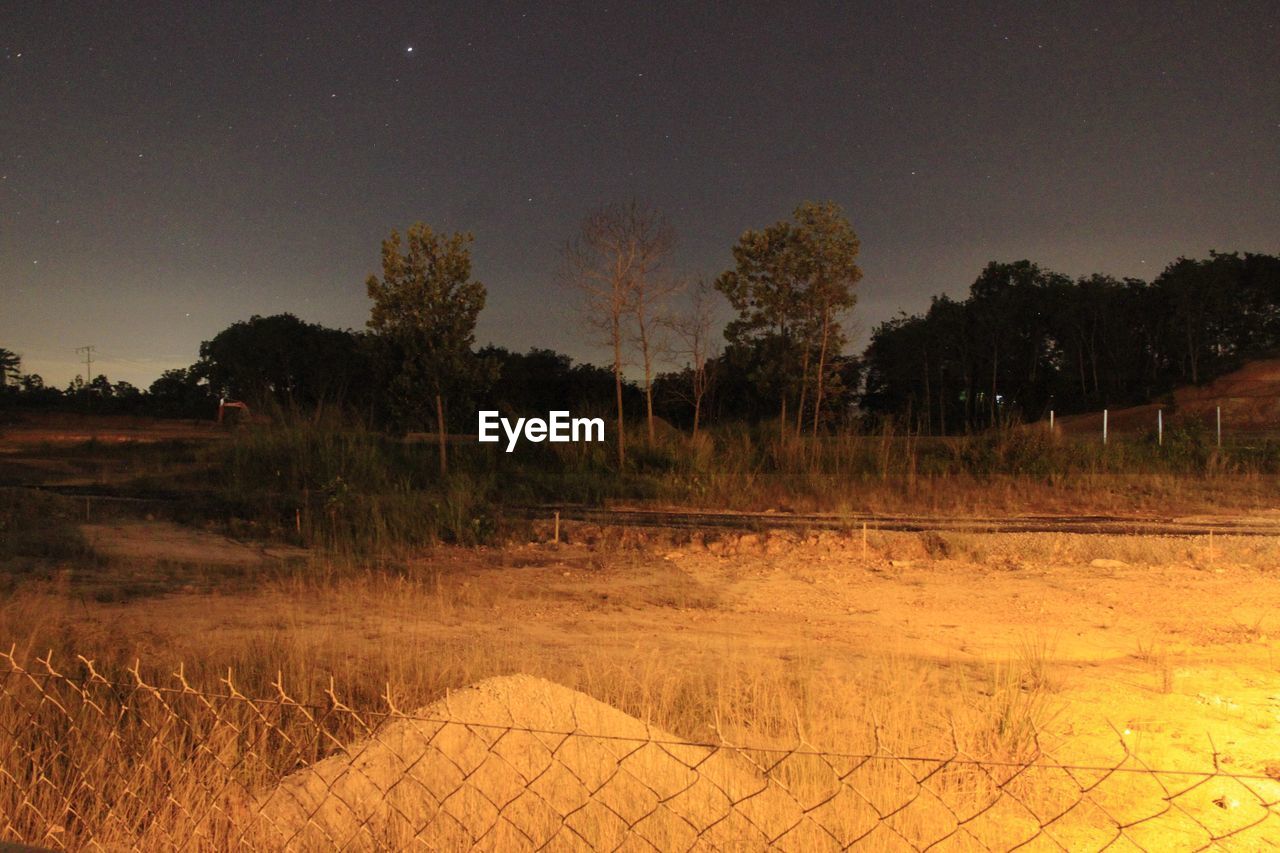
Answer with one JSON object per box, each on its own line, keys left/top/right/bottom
{"left": 82, "top": 521, "right": 304, "bottom": 566}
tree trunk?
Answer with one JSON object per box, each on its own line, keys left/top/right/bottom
{"left": 692, "top": 361, "right": 706, "bottom": 439}
{"left": 795, "top": 330, "right": 812, "bottom": 437}
{"left": 635, "top": 302, "right": 656, "bottom": 444}
{"left": 1186, "top": 325, "right": 1198, "bottom": 384}
{"left": 990, "top": 342, "right": 998, "bottom": 426}
{"left": 435, "top": 393, "right": 447, "bottom": 477}
{"left": 938, "top": 365, "right": 947, "bottom": 436}
{"left": 921, "top": 350, "right": 931, "bottom": 436}
{"left": 1077, "top": 346, "right": 1087, "bottom": 402}
{"left": 613, "top": 319, "right": 626, "bottom": 468}
{"left": 811, "top": 305, "right": 831, "bottom": 437}
{"left": 642, "top": 341, "right": 655, "bottom": 444}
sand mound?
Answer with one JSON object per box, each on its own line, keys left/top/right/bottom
{"left": 255, "top": 675, "right": 850, "bottom": 850}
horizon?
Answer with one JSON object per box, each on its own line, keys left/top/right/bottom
{"left": 12, "top": 247, "right": 1270, "bottom": 390}
{"left": 4, "top": 2, "right": 1278, "bottom": 387}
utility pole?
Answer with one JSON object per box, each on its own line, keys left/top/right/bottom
{"left": 75, "top": 345, "right": 95, "bottom": 384}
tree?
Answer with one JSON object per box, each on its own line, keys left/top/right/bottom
{"left": 477, "top": 346, "right": 639, "bottom": 419}
{"left": 366, "top": 223, "right": 487, "bottom": 475}
{"left": 563, "top": 201, "right": 673, "bottom": 466}
{"left": 860, "top": 252, "right": 1280, "bottom": 432}
{"left": 792, "top": 201, "right": 861, "bottom": 435}
{"left": 199, "top": 314, "right": 370, "bottom": 413}
{"left": 0, "top": 348, "right": 20, "bottom": 387}
{"left": 149, "top": 367, "right": 216, "bottom": 418}
{"left": 715, "top": 201, "right": 860, "bottom": 435}
{"left": 661, "top": 279, "right": 719, "bottom": 437}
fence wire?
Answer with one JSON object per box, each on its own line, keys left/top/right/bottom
{"left": 1, "top": 650, "right": 1278, "bottom": 851}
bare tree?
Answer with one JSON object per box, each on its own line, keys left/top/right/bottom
{"left": 632, "top": 266, "right": 680, "bottom": 444}
{"left": 562, "top": 201, "right": 674, "bottom": 466}
{"left": 661, "top": 279, "right": 718, "bottom": 438}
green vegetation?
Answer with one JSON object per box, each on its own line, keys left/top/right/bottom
{"left": 200, "top": 416, "right": 1280, "bottom": 554}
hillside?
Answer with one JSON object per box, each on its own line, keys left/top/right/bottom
{"left": 1056, "top": 359, "right": 1280, "bottom": 436}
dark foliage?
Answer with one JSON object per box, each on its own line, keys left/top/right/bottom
{"left": 862, "top": 252, "right": 1280, "bottom": 433}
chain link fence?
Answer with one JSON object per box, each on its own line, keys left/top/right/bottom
{"left": 2, "top": 649, "right": 1278, "bottom": 851}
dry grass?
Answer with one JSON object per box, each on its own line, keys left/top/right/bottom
{"left": 0, "top": 555, "right": 1074, "bottom": 850}
{"left": 3, "top": 483, "right": 1280, "bottom": 847}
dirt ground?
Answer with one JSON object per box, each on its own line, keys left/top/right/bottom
{"left": 39, "top": 520, "right": 1280, "bottom": 779}
{"left": 5, "top": 514, "right": 1280, "bottom": 846}
{"left": 0, "top": 412, "right": 225, "bottom": 446}
{"left": 4, "top": 415, "right": 1280, "bottom": 845}
{"left": 1057, "top": 357, "right": 1280, "bottom": 436}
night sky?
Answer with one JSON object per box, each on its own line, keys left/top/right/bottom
{"left": 3, "top": 1, "right": 1278, "bottom": 387}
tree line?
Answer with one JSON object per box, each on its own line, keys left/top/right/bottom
{"left": 861, "top": 252, "right": 1280, "bottom": 433}
{"left": 4, "top": 201, "right": 1277, "bottom": 452}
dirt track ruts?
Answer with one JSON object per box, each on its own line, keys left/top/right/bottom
{"left": 516, "top": 504, "right": 1280, "bottom": 538}
{"left": 15, "top": 485, "right": 1280, "bottom": 538}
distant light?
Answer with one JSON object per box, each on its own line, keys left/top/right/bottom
{"left": 406, "top": 46, "right": 414, "bottom": 54}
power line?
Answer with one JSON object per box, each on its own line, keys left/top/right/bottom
{"left": 74, "top": 345, "right": 95, "bottom": 380}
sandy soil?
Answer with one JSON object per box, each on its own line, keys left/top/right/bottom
{"left": 1057, "top": 358, "right": 1280, "bottom": 435}
{"left": 83, "top": 521, "right": 305, "bottom": 566}
{"left": 9, "top": 516, "right": 1280, "bottom": 847}
{"left": 54, "top": 523, "right": 1280, "bottom": 780}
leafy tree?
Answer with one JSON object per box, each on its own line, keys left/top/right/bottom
{"left": 792, "top": 201, "right": 861, "bottom": 434}
{"left": 88, "top": 374, "right": 113, "bottom": 396}
{"left": 715, "top": 201, "right": 860, "bottom": 434}
{"left": 478, "top": 346, "right": 641, "bottom": 420}
{"left": 965, "top": 260, "right": 1068, "bottom": 426}
{"left": 149, "top": 367, "right": 216, "bottom": 418}
{"left": 199, "top": 314, "right": 371, "bottom": 412}
{"left": 861, "top": 251, "right": 1280, "bottom": 432}
{"left": 0, "top": 348, "right": 20, "bottom": 387}
{"left": 366, "top": 223, "right": 487, "bottom": 475}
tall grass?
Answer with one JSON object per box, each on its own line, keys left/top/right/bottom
{"left": 6, "top": 413, "right": 1242, "bottom": 555}
{"left": 0, "top": 565, "right": 1064, "bottom": 850}
{"left": 205, "top": 418, "right": 1280, "bottom": 554}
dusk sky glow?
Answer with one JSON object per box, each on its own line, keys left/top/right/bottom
{"left": 3, "top": 1, "right": 1278, "bottom": 387}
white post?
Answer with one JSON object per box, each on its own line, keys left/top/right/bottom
{"left": 1103, "top": 409, "right": 1108, "bottom": 445}
{"left": 1049, "top": 410, "right": 1054, "bottom": 432}
{"left": 1157, "top": 409, "right": 1163, "bottom": 446}
{"left": 1216, "top": 406, "right": 1222, "bottom": 447}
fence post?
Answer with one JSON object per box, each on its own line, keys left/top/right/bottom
{"left": 1103, "top": 409, "right": 1108, "bottom": 445}
{"left": 1049, "top": 410, "right": 1054, "bottom": 432}
{"left": 1157, "top": 409, "right": 1162, "bottom": 446}
{"left": 1216, "top": 406, "right": 1221, "bottom": 447}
